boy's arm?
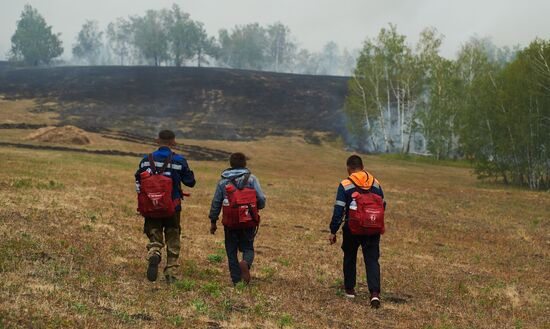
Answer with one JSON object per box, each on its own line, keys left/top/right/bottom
{"left": 208, "top": 182, "right": 224, "bottom": 223}
{"left": 251, "top": 175, "right": 266, "bottom": 210}
{"left": 329, "top": 184, "right": 347, "bottom": 234}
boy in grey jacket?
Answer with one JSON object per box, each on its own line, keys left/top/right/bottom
{"left": 209, "top": 152, "right": 266, "bottom": 285}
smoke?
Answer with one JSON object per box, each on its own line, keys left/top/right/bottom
{"left": 2, "top": 0, "right": 550, "bottom": 62}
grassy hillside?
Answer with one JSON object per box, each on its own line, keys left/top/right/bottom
{"left": 0, "top": 66, "right": 349, "bottom": 140}
{"left": 0, "top": 133, "right": 548, "bottom": 328}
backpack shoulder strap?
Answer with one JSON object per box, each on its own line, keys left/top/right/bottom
{"left": 147, "top": 154, "right": 157, "bottom": 174}
{"left": 159, "top": 152, "right": 173, "bottom": 174}
{"left": 242, "top": 173, "right": 251, "bottom": 188}
{"left": 231, "top": 173, "right": 251, "bottom": 190}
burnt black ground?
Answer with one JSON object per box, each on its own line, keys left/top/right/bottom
{"left": 0, "top": 66, "right": 349, "bottom": 140}
{"left": 0, "top": 141, "right": 230, "bottom": 161}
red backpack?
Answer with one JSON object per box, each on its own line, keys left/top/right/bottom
{"left": 347, "top": 182, "right": 385, "bottom": 235}
{"left": 222, "top": 174, "right": 260, "bottom": 229}
{"left": 137, "top": 153, "right": 176, "bottom": 218}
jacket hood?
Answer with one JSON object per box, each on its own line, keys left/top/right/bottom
{"left": 221, "top": 168, "right": 251, "bottom": 180}
{"left": 348, "top": 171, "right": 375, "bottom": 190}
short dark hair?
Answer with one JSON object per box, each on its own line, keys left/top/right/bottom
{"left": 229, "top": 152, "right": 247, "bottom": 168}
{"left": 158, "top": 130, "right": 176, "bottom": 141}
{"left": 346, "top": 155, "right": 363, "bottom": 170}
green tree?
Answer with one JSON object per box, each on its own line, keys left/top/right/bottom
{"left": 456, "top": 37, "right": 550, "bottom": 189}
{"left": 518, "top": 40, "right": 550, "bottom": 189}
{"left": 106, "top": 18, "right": 132, "bottom": 65}
{"left": 165, "top": 4, "right": 195, "bottom": 67}
{"left": 163, "top": 5, "right": 217, "bottom": 67}
{"left": 192, "top": 21, "right": 218, "bottom": 67}
{"left": 345, "top": 24, "right": 424, "bottom": 153}
{"left": 415, "top": 28, "right": 462, "bottom": 159}
{"left": 456, "top": 38, "right": 509, "bottom": 182}
{"left": 218, "top": 23, "right": 268, "bottom": 70}
{"left": 10, "top": 5, "right": 63, "bottom": 65}
{"left": 471, "top": 40, "right": 550, "bottom": 188}
{"left": 131, "top": 9, "right": 170, "bottom": 66}
{"left": 72, "top": 20, "right": 103, "bottom": 65}
{"left": 420, "top": 58, "right": 462, "bottom": 159}
{"left": 265, "top": 22, "right": 296, "bottom": 72}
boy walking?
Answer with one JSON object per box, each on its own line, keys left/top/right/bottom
{"left": 135, "top": 130, "right": 196, "bottom": 283}
{"left": 208, "top": 153, "right": 266, "bottom": 285}
{"left": 328, "top": 155, "right": 386, "bottom": 308}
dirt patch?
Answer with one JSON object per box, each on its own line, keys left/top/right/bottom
{"left": 25, "top": 125, "right": 91, "bottom": 145}
{"left": 0, "top": 98, "right": 58, "bottom": 125}
{"left": 503, "top": 285, "right": 520, "bottom": 308}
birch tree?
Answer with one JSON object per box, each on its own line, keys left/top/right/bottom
{"left": 345, "top": 24, "right": 426, "bottom": 153}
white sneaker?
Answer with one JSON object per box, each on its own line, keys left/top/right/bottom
{"left": 345, "top": 288, "right": 356, "bottom": 298}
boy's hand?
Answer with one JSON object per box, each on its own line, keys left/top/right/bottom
{"left": 210, "top": 223, "right": 217, "bottom": 235}
{"left": 328, "top": 233, "right": 337, "bottom": 245}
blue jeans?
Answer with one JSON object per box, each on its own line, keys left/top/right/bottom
{"left": 224, "top": 226, "right": 256, "bottom": 284}
{"left": 341, "top": 224, "right": 381, "bottom": 293}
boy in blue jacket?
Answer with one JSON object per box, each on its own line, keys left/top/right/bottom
{"left": 208, "top": 153, "right": 266, "bottom": 285}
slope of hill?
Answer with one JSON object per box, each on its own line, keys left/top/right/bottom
{"left": 0, "top": 136, "right": 548, "bottom": 328}
{"left": 0, "top": 66, "right": 349, "bottom": 140}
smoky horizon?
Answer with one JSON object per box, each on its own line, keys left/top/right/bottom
{"left": 1, "top": 0, "right": 550, "bottom": 62}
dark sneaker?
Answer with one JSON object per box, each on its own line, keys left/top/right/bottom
{"left": 344, "top": 288, "right": 356, "bottom": 299}
{"left": 370, "top": 292, "right": 381, "bottom": 309}
{"left": 239, "top": 260, "right": 251, "bottom": 284}
{"left": 146, "top": 254, "right": 161, "bottom": 282}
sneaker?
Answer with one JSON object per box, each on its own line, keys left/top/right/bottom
{"left": 146, "top": 254, "right": 161, "bottom": 282}
{"left": 344, "top": 288, "right": 356, "bottom": 298}
{"left": 370, "top": 292, "right": 381, "bottom": 309}
{"left": 239, "top": 260, "right": 251, "bottom": 284}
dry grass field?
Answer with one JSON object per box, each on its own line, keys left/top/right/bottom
{"left": 1, "top": 127, "right": 549, "bottom": 328}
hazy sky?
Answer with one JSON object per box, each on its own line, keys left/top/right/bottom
{"left": 1, "top": 0, "right": 549, "bottom": 60}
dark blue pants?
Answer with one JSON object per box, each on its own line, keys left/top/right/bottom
{"left": 224, "top": 226, "right": 256, "bottom": 284}
{"left": 342, "top": 224, "right": 381, "bottom": 293}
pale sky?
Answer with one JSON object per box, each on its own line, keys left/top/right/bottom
{"left": 1, "top": 0, "right": 549, "bottom": 60}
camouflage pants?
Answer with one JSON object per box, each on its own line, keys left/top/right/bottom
{"left": 144, "top": 211, "right": 181, "bottom": 276}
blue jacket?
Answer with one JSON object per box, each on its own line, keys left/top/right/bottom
{"left": 135, "top": 146, "right": 196, "bottom": 211}
{"left": 329, "top": 171, "right": 386, "bottom": 234}
{"left": 209, "top": 168, "right": 266, "bottom": 223}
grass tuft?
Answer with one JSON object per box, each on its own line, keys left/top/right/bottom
{"left": 174, "top": 278, "right": 196, "bottom": 292}
{"left": 201, "top": 282, "right": 221, "bottom": 297}
{"left": 261, "top": 266, "right": 276, "bottom": 280}
{"left": 278, "top": 313, "right": 294, "bottom": 328}
{"left": 190, "top": 298, "right": 208, "bottom": 314}
{"left": 207, "top": 254, "right": 223, "bottom": 263}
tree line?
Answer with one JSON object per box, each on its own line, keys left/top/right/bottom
{"left": 9, "top": 5, "right": 549, "bottom": 189}
{"left": 8, "top": 4, "right": 356, "bottom": 75}
{"left": 345, "top": 25, "right": 550, "bottom": 190}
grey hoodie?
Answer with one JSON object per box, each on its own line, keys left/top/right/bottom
{"left": 208, "top": 168, "right": 266, "bottom": 223}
